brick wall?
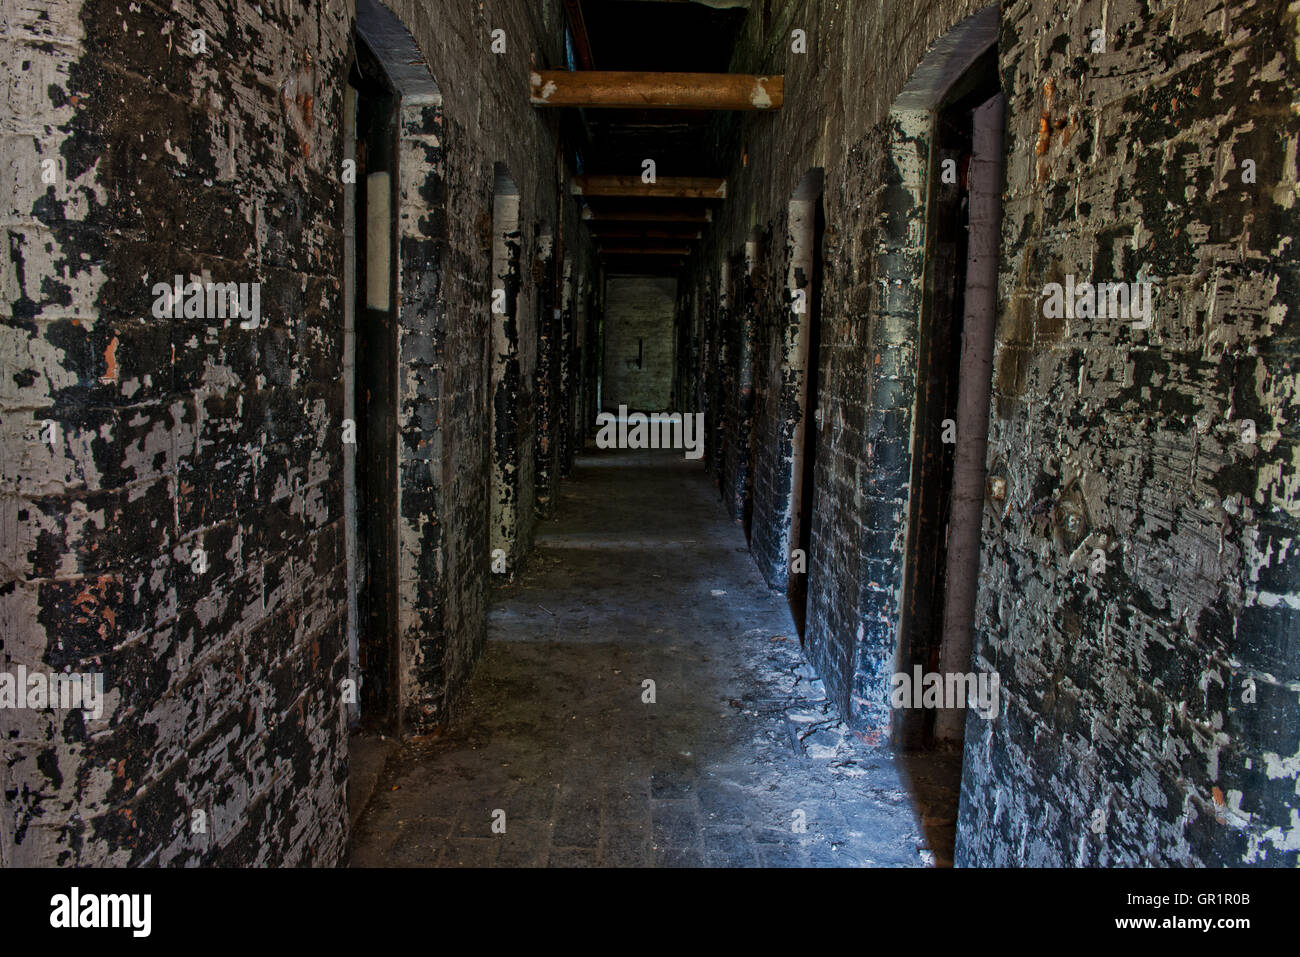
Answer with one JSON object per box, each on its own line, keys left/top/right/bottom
{"left": 1, "top": 0, "right": 593, "bottom": 866}
{"left": 0, "top": 0, "right": 354, "bottom": 866}
{"left": 692, "top": 0, "right": 986, "bottom": 719}
{"left": 380, "top": 0, "right": 595, "bottom": 587}
{"left": 956, "top": 0, "right": 1300, "bottom": 867}
{"left": 695, "top": 0, "right": 1300, "bottom": 865}
{"left": 602, "top": 275, "right": 677, "bottom": 410}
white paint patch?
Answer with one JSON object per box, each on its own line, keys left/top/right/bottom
{"left": 1262, "top": 747, "right": 1300, "bottom": 781}
{"left": 1250, "top": 589, "right": 1300, "bottom": 610}
{"left": 163, "top": 138, "right": 187, "bottom": 164}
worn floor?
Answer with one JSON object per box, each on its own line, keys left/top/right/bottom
{"left": 349, "top": 447, "right": 960, "bottom": 867}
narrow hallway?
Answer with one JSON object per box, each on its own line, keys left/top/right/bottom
{"left": 7, "top": 0, "right": 1296, "bottom": 882}
{"left": 349, "top": 448, "right": 959, "bottom": 867}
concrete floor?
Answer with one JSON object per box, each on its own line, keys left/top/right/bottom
{"left": 349, "top": 447, "right": 960, "bottom": 867}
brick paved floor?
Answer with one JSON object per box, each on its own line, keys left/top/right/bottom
{"left": 349, "top": 448, "right": 960, "bottom": 867}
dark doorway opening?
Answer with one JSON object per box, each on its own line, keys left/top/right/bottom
{"left": 896, "top": 48, "right": 1000, "bottom": 749}
{"left": 348, "top": 48, "right": 399, "bottom": 732}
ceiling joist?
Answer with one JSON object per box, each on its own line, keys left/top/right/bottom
{"left": 582, "top": 207, "right": 711, "bottom": 222}
{"left": 573, "top": 175, "right": 726, "bottom": 199}
{"left": 604, "top": 0, "right": 750, "bottom": 6}
{"left": 532, "top": 70, "right": 782, "bottom": 111}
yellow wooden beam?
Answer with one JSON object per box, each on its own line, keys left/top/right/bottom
{"left": 572, "top": 175, "right": 726, "bottom": 200}
{"left": 531, "top": 70, "right": 782, "bottom": 111}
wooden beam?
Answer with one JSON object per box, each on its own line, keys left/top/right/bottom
{"left": 598, "top": 245, "right": 693, "bottom": 256}
{"left": 605, "top": 0, "right": 750, "bottom": 6}
{"left": 532, "top": 71, "right": 782, "bottom": 111}
{"left": 572, "top": 175, "right": 726, "bottom": 199}
{"left": 582, "top": 207, "right": 711, "bottom": 223}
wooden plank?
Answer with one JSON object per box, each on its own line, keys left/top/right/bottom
{"left": 531, "top": 70, "right": 782, "bottom": 111}
{"left": 572, "top": 175, "right": 726, "bottom": 199}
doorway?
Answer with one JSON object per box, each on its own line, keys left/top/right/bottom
{"left": 896, "top": 47, "right": 1001, "bottom": 749}
{"left": 347, "top": 46, "right": 399, "bottom": 731}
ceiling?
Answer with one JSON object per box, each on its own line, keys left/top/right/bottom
{"left": 562, "top": 0, "right": 753, "bottom": 272}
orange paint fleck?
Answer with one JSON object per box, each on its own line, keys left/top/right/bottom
{"left": 73, "top": 575, "right": 117, "bottom": 633}
{"left": 99, "top": 335, "right": 119, "bottom": 384}
{"left": 1035, "top": 112, "right": 1051, "bottom": 156}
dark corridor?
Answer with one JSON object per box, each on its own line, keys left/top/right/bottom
{"left": 3, "top": 0, "right": 1297, "bottom": 893}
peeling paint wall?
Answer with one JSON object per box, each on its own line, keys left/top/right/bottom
{"left": 489, "top": 180, "right": 527, "bottom": 578}
{"left": 957, "top": 0, "right": 1300, "bottom": 866}
{"left": 534, "top": 229, "right": 558, "bottom": 517}
{"left": 1, "top": 0, "right": 353, "bottom": 865}
{"left": 722, "top": 240, "right": 760, "bottom": 529}
{"left": 1, "top": 0, "right": 595, "bottom": 865}
{"left": 693, "top": 0, "right": 988, "bottom": 725}
{"left": 376, "top": 0, "right": 597, "bottom": 592}
{"left": 394, "top": 95, "right": 449, "bottom": 733}
{"left": 698, "top": 0, "right": 1297, "bottom": 865}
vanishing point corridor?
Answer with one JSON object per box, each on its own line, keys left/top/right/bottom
{"left": 350, "top": 448, "right": 959, "bottom": 867}
{"left": 5, "top": 0, "right": 1298, "bottom": 889}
